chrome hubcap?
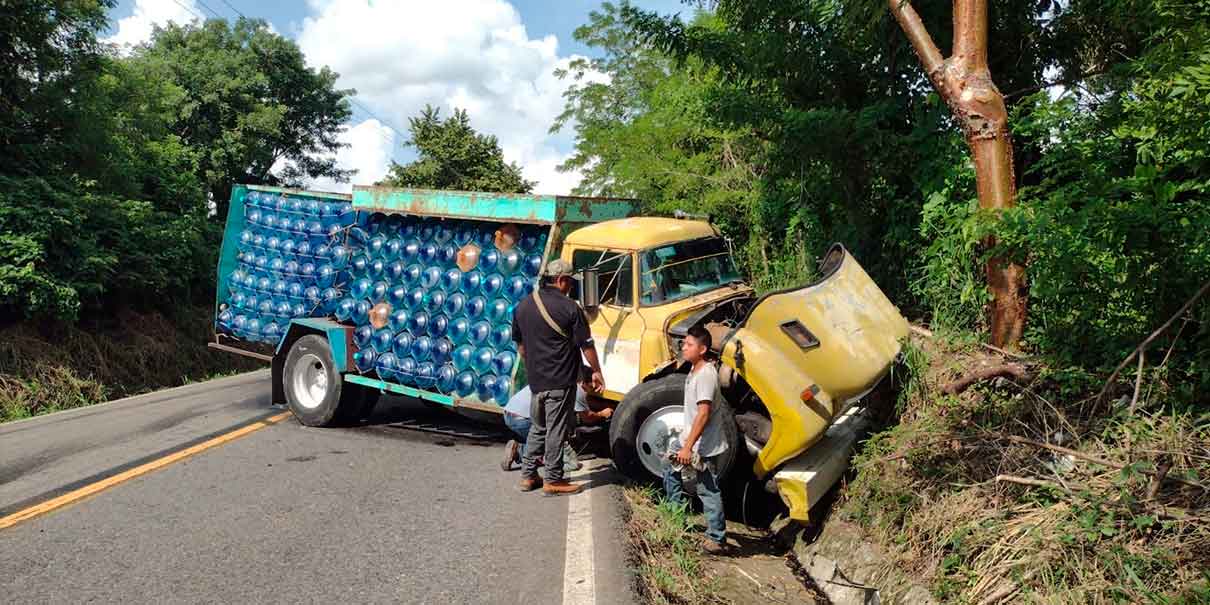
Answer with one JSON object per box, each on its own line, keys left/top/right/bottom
{"left": 635, "top": 405, "right": 684, "bottom": 478}
{"left": 291, "top": 353, "right": 329, "bottom": 410}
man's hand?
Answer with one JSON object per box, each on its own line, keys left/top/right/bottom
{"left": 675, "top": 446, "right": 693, "bottom": 466}
{"left": 590, "top": 370, "right": 605, "bottom": 393}
{"left": 598, "top": 407, "right": 614, "bottom": 420}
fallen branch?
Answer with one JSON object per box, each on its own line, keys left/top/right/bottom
{"left": 995, "top": 473, "right": 1209, "bottom": 524}
{"left": 941, "top": 363, "right": 1030, "bottom": 395}
{"left": 995, "top": 474, "right": 1060, "bottom": 489}
{"left": 910, "top": 324, "right": 1028, "bottom": 359}
{"left": 1004, "top": 434, "right": 1208, "bottom": 492}
{"left": 1098, "top": 279, "right": 1210, "bottom": 404}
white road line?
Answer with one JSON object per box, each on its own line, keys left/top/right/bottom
{"left": 562, "top": 466, "right": 596, "bottom": 605}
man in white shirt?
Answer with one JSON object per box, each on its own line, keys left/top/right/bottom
{"left": 501, "top": 383, "right": 612, "bottom": 471}
{"left": 665, "top": 324, "right": 729, "bottom": 554}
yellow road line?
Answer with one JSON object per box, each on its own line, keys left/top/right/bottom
{"left": 0, "top": 411, "right": 292, "bottom": 531}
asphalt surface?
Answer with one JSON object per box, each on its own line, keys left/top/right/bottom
{"left": 0, "top": 371, "right": 634, "bottom": 604}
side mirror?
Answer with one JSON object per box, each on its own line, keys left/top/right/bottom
{"left": 579, "top": 269, "right": 599, "bottom": 309}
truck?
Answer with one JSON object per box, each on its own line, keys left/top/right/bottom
{"left": 211, "top": 183, "right": 909, "bottom": 521}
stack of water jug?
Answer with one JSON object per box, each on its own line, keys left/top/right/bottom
{"left": 216, "top": 190, "right": 546, "bottom": 405}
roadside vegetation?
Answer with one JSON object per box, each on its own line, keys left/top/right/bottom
{"left": 0, "top": 306, "right": 262, "bottom": 422}
{"left": 623, "top": 485, "right": 725, "bottom": 604}
{"left": 842, "top": 335, "right": 1209, "bottom": 602}
{"left": 560, "top": 2, "right": 1210, "bottom": 602}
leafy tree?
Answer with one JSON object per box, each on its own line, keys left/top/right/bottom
{"left": 128, "top": 17, "right": 354, "bottom": 218}
{"left": 380, "top": 105, "right": 533, "bottom": 193}
{"left": 0, "top": 0, "right": 114, "bottom": 170}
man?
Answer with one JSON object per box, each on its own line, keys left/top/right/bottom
{"left": 500, "top": 383, "right": 613, "bottom": 471}
{"left": 665, "top": 324, "right": 729, "bottom": 554}
{"left": 511, "top": 258, "right": 605, "bottom": 496}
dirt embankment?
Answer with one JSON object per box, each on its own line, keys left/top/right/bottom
{"left": 1, "top": 308, "right": 263, "bottom": 422}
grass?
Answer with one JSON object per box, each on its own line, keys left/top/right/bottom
{"left": 623, "top": 485, "right": 726, "bottom": 604}
{"left": 0, "top": 306, "right": 263, "bottom": 423}
{"left": 840, "top": 333, "right": 1210, "bottom": 604}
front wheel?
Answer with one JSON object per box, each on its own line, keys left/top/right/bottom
{"left": 283, "top": 334, "right": 372, "bottom": 426}
{"left": 608, "top": 374, "right": 739, "bottom": 483}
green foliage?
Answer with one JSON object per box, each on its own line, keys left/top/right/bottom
{"left": 129, "top": 18, "right": 354, "bottom": 217}
{"left": 380, "top": 105, "right": 533, "bottom": 193}
{"left": 0, "top": 8, "right": 352, "bottom": 323}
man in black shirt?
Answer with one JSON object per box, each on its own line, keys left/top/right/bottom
{"left": 511, "top": 259, "right": 605, "bottom": 495}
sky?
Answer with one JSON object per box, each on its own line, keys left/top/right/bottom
{"left": 102, "top": 0, "right": 692, "bottom": 195}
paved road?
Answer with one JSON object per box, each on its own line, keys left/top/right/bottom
{"left": 0, "top": 372, "right": 633, "bottom": 604}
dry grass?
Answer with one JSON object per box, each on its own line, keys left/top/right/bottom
{"left": 844, "top": 335, "right": 1210, "bottom": 604}
{"left": 0, "top": 307, "right": 262, "bottom": 421}
{"left": 623, "top": 485, "right": 728, "bottom": 604}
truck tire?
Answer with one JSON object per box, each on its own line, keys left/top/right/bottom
{"left": 608, "top": 374, "right": 739, "bottom": 483}
{"left": 283, "top": 335, "right": 368, "bottom": 426}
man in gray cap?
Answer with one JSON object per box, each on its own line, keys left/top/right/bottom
{"left": 511, "top": 258, "right": 605, "bottom": 496}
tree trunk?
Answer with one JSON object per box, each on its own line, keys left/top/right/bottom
{"left": 888, "top": 0, "right": 1027, "bottom": 348}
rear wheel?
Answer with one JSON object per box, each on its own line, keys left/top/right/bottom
{"left": 283, "top": 335, "right": 372, "bottom": 426}
{"left": 608, "top": 374, "right": 739, "bottom": 483}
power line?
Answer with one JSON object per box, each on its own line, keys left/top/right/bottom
{"left": 168, "top": 0, "right": 207, "bottom": 22}
{"left": 193, "top": 0, "right": 224, "bottom": 20}
{"left": 216, "top": 0, "right": 247, "bottom": 19}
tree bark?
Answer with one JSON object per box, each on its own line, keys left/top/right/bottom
{"left": 889, "top": 0, "right": 1027, "bottom": 348}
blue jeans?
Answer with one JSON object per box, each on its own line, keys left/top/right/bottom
{"left": 663, "top": 458, "right": 725, "bottom": 544}
{"left": 503, "top": 412, "right": 532, "bottom": 456}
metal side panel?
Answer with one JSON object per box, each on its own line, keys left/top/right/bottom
{"left": 279, "top": 318, "right": 354, "bottom": 372}
{"left": 215, "top": 186, "right": 249, "bottom": 314}
{"left": 351, "top": 186, "right": 635, "bottom": 225}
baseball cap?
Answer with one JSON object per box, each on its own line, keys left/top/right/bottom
{"left": 542, "top": 258, "right": 579, "bottom": 279}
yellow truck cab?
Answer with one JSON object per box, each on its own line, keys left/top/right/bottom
{"left": 561, "top": 217, "right": 908, "bottom": 521}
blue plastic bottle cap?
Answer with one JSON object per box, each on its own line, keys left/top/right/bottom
{"left": 371, "top": 281, "right": 389, "bottom": 302}
{"left": 354, "top": 348, "right": 377, "bottom": 373}
{"left": 482, "top": 273, "right": 504, "bottom": 298}
{"left": 376, "top": 352, "right": 398, "bottom": 381}
{"left": 397, "top": 357, "right": 417, "bottom": 385}
{"left": 487, "top": 298, "right": 510, "bottom": 323}
{"left": 373, "top": 327, "right": 395, "bottom": 353}
{"left": 353, "top": 300, "right": 371, "bottom": 324}
{"left": 354, "top": 324, "right": 375, "bottom": 349}
{"left": 409, "top": 310, "right": 429, "bottom": 334}
{"left": 421, "top": 267, "right": 442, "bottom": 289}
{"left": 388, "top": 285, "right": 408, "bottom": 307}
{"left": 490, "top": 324, "right": 513, "bottom": 349}
{"left": 391, "top": 330, "right": 413, "bottom": 358}
{"left": 466, "top": 296, "right": 487, "bottom": 319}
{"left": 448, "top": 317, "right": 470, "bottom": 343}
{"left": 477, "top": 374, "right": 499, "bottom": 402}
{"left": 493, "top": 350, "right": 517, "bottom": 375}
{"left": 427, "top": 314, "right": 448, "bottom": 338}
{"left": 384, "top": 239, "right": 403, "bottom": 261}
{"left": 452, "top": 344, "right": 475, "bottom": 371}
{"left": 335, "top": 298, "right": 356, "bottom": 321}
{"left": 471, "top": 347, "right": 494, "bottom": 373}
{"left": 436, "top": 364, "right": 457, "bottom": 393}
{"left": 351, "top": 278, "right": 373, "bottom": 300}
{"left": 368, "top": 259, "right": 386, "bottom": 278}
{"left": 454, "top": 370, "right": 477, "bottom": 396}
{"left": 427, "top": 290, "right": 446, "bottom": 313}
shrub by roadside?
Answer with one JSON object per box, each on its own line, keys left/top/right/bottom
{"left": 841, "top": 335, "right": 1210, "bottom": 603}
{"left": 0, "top": 306, "right": 262, "bottom": 422}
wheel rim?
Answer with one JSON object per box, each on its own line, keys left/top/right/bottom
{"left": 635, "top": 405, "right": 685, "bottom": 478}
{"left": 291, "top": 353, "right": 330, "bottom": 410}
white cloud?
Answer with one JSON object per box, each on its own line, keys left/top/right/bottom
{"left": 307, "top": 119, "right": 397, "bottom": 194}
{"left": 103, "top": 0, "right": 201, "bottom": 49}
{"left": 297, "top": 0, "right": 594, "bottom": 195}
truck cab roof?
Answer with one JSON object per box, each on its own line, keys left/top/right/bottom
{"left": 564, "top": 217, "right": 719, "bottom": 251}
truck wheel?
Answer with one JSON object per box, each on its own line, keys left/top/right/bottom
{"left": 608, "top": 374, "right": 739, "bottom": 483}
{"left": 283, "top": 335, "right": 366, "bottom": 426}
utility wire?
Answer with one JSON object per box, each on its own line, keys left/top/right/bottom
{"left": 193, "top": 0, "right": 224, "bottom": 20}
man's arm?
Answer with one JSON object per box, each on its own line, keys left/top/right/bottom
{"left": 577, "top": 407, "right": 614, "bottom": 425}
{"left": 570, "top": 303, "right": 605, "bottom": 392}
{"left": 581, "top": 346, "right": 605, "bottom": 393}
{"left": 676, "top": 401, "right": 711, "bottom": 464}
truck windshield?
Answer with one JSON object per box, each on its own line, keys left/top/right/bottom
{"left": 640, "top": 237, "right": 741, "bottom": 305}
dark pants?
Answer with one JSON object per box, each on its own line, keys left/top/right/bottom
{"left": 521, "top": 387, "right": 575, "bottom": 482}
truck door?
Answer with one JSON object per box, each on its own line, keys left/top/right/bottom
{"left": 569, "top": 247, "right": 644, "bottom": 400}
